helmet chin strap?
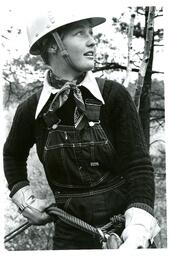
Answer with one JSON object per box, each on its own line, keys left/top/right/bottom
{"left": 52, "top": 31, "right": 83, "bottom": 74}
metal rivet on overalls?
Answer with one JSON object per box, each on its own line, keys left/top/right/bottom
{"left": 35, "top": 33, "right": 39, "bottom": 37}
{"left": 52, "top": 124, "right": 58, "bottom": 129}
{"left": 89, "top": 121, "right": 95, "bottom": 127}
{"left": 46, "top": 24, "right": 51, "bottom": 28}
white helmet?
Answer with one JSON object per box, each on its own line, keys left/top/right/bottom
{"left": 26, "top": 8, "right": 106, "bottom": 55}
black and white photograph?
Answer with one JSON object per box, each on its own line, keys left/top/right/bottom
{"left": 0, "top": 0, "right": 168, "bottom": 254}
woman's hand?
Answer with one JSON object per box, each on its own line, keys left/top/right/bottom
{"left": 11, "top": 185, "right": 52, "bottom": 225}
{"left": 102, "top": 233, "right": 122, "bottom": 249}
{"left": 119, "top": 207, "right": 160, "bottom": 249}
{"left": 21, "top": 198, "right": 51, "bottom": 225}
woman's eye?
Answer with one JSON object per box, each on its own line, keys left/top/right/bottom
{"left": 74, "top": 28, "right": 93, "bottom": 36}
{"left": 75, "top": 30, "right": 83, "bottom": 35}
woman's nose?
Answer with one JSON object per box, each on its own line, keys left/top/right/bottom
{"left": 86, "top": 34, "right": 96, "bottom": 47}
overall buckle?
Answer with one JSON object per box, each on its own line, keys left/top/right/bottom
{"left": 43, "top": 111, "right": 61, "bottom": 129}
{"left": 85, "top": 98, "right": 102, "bottom": 126}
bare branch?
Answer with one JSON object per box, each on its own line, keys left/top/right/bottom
{"left": 136, "top": 10, "right": 145, "bottom": 16}
{"left": 2, "top": 76, "right": 13, "bottom": 84}
{"left": 93, "top": 62, "right": 164, "bottom": 74}
{"left": 154, "top": 29, "right": 164, "bottom": 37}
{"left": 154, "top": 14, "right": 163, "bottom": 18}
{"left": 150, "top": 139, "right": 165, "bottom": 146}
{"left": 1, "top": 35, "right": 9, "bottom": 40}
{"left": 154, "top": 44, "right": 164, "bottom": 47}
{"left": 150, "top": 108, "right": 164, "bottom": 112}
{"left": 150, "top": 118, "right": 164, "bottom": 127}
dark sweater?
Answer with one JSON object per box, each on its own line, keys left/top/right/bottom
{"left": 3, "top": 79, "right": 155, "bottom": 214}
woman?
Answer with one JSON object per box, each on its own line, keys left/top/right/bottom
{"left": 3, "top": 7, "right": 160, "bottom": 250}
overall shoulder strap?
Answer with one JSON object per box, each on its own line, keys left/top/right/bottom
{"left": 95, "top": 77, "right": 105, "bottom": 95}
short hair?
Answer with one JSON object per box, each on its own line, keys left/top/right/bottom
{"left": 39, "top": 26, "right": 65, "bottom": 65}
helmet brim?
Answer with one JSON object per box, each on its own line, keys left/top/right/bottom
{"left": 87, "top": 17, "right": 106, "bottom": 27}
{"left": 30, "top": 16, "right": 106, "bottom": 55}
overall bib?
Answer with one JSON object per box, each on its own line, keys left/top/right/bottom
{"left": 40, "top": 95, "right": 127, "bottom": 249}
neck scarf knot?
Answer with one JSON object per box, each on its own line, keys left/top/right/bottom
{"left": 48, "top": 75, "right": 86, "bottom": 128}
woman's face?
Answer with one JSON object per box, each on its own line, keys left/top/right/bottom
{"left": 61, "top": 20, "right": 96, "bottom": 73}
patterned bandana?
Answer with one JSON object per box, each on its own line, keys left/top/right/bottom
{"left": 48, "top": 70, "right": 86, "bottom": 129}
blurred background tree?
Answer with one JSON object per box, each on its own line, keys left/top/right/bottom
{"left": 1, "top": 6, "right": 166, "bottom": 250}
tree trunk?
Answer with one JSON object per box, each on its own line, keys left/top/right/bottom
{"left": 134, "top": 7, "right": 155, "bottom": 112}
{"left": 139, "top": 8, "right": 154, "bottom": 149}
{"left": 123, "top": 13, "right": 135, "bottom": 88}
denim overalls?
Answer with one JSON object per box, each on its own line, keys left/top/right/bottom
{"left": 40, "top": 94, "right": 127, "bottom": 249}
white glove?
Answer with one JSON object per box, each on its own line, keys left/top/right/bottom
{"left": 119, "top": 207, "right": 160, "bottom": 249}
{"left": 11, "top": 186, "right": 51, "bottom": 225}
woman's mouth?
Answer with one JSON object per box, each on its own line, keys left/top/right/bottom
{"left": 84, "top": 51, "right": 94, "bottom": 57}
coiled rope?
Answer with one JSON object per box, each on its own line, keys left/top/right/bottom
{"left": 4, "top": 204, "right": 125, "bottom": 243}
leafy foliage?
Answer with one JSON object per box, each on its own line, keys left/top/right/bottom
{"left": 3, "top": 54, "right": 46, "bottom": 108}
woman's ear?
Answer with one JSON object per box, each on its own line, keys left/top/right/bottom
{"left": 48, "top": 44, "right": 58, "bottom": 54}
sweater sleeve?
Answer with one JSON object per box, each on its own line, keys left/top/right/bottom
{"left": 106, "top": 82, "right": 155, "bottom": 214}
{"left": 3, "top": 98, "right": 36, "bottom": 191}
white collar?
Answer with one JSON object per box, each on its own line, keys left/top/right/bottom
{"left": 35, "top": 70, "right": 105, "bottom": 119}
